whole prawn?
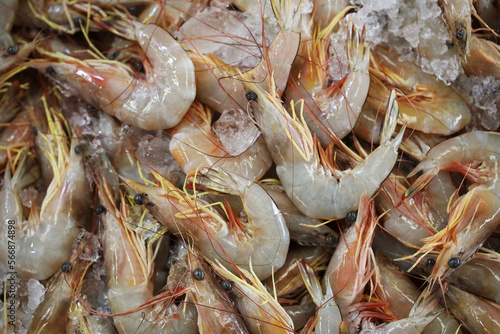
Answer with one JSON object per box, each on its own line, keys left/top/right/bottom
{"left": 29, "top": 20, "right": 195, "bottom": 130}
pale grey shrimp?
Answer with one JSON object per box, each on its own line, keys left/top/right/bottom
{"left": 465, "top": 35, "right": 500, "bottom": 80}
{"left": 445, "top": 285, "right": 500, "bottom": 333}
{"left": 2, "top": 106, "right": 91, "bottom": 280}
{"left": 30, "top": 21, "right": 196, "bottom": 130}
{"left": 168, "top": 101, "right": 273, "bottom": 181}
{"left": 260, "top": 181, "right": 339, "bottom": 247}
{"left": 369, "top": 46, "right": 471, "bottom": 135}
{"left": 288, "top": 20, "right": 370, "bottom": 144}
{"left": 405, "top": 131, "right": 500, "bottom": 288}
{"left": 247, "top": 77, "right": 404, "bottom": 219}
{"left": 122, "top": 167, "right": 289, "bottom": 280}
{"left": 98, "top": 180, "right": 197, "bottom": 334}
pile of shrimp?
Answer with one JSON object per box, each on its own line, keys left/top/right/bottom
{"left": 1, "top": 0, "right": 500, "bottom": 332}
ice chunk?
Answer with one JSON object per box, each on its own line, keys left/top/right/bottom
{"left": 329, "top": 20, "right": 350, "bottom": 82}
{"left": 456, "top": 74, "right": 500, "bottom": 132}
{"left": 213, "top": 109, "right": 260, "bottom": 156}
{"left": 27, "top": 279, "right": 46, "bottom": 311}
{"left": 136, "top": 134, "right": 177, "bottom": 176}
{"left": 75, "top": 229, "right": 100, "bottom": 262}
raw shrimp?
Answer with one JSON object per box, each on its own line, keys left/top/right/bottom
{"left": 28, "top": 230, "right": 93, "bottom": 334}
{"left": 169, "top": 101, "right": 273, "bottom": 181}
{"left": 172, "top": 244, "right": 249, "bottom": 334}
{"left": 247, "top": 78, "right": 404, "bottom": 219}
{"left": 2, "top": 105, "right": 91, "bottom": 280}
{"left": 368, "top": 46, "right": 471, "bottom": 135}
{"left": 29, "top": 21, "right": 195, "bottom": 130}
{"left": 312, "top": 0, "right": 349, "bottom": 28}
{"left": 264, "top": 246, "right": 332, "bottom": 299}
{"left": 98, "top": 181, "right": 198, "bottom": 334}
{"left": 210, "top": 260, "right": 295, "bottom": 334}
{"left": 323, "top": 194, "right": 377, "bottom": 331}
{"left": 375, "top": 253, "right": 462, "bottom": 334}
{"left": 122, "top": 167, "right": 290, "bottom": 280}
{"left": 298, "top": 261, "right": 345, "bottom": 334}
{"left": 191, "top": 0, "right": 302, "bottom": 113}
{"left": 353, "top": 103, "right": 382, "bottom": 145}
{"left": 260, "top": 181, "right": 339, "bottom": 247}
{"left": 284, "top": 295, "right": 316, "bottom": 331}
{"left": 445, "top": 285, "right": 500, "bottom": 333}
{"left": 465, "top": 35, "right": 500, "bottom": 80}
{"left": 288, "top": 19, "right": 370, "bottom": 144}
{"left": 405, "top": 131, "right": 500, "bottom": 286}
{"left": 0, "top": 81, "right": 22, "bottom": 124}
{"left": 446, "top": 252, "right": 500, "bottom": 304}
{"left": 439, "top": 0, "right": 472, "bottom": 61}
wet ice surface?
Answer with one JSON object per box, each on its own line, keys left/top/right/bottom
{"left": 457, "top": 74, "right": 500, "bottom": 132}
{"left": 177, "top": 0, "right": 280, "bottom": 69}
{"left": 350, "top": 0, "right": 462, "bottom": 83}
{"left": 329, "top": 20, "right": 350, "bottom": 82}
{"left": 213, "top": 108, "right": 260, "bottom": 156}
{"left": 26, "top": 279, "right": 46, "bottom": 312}
{"left": 136, "top": 134, "right": 177, "bottom": 175}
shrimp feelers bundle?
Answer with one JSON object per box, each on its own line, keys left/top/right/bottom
{"left": 1, "top": 0, "right": 500, "bottom": 333}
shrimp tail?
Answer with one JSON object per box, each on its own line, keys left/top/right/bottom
{"left": 347, "top": 21, "right": 369, "bottom": 72}
{"left": 380, "top": 89, "right": 406, "bottom": 147}
{"left": 196, "top": 168, "right": 251, "bottom": 196}
{"left": 298, "top": 260, "right": 323, "bottom": 305}
{"left": 404, "top": 168, "right": 440, "bottom": 200}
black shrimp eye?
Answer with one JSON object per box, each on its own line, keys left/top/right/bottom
{"left": 33, "top": 127, "right": 38, "bottom": 136}
{"left": 74, "top": 144, "right": 83, "bottom": 154}
{"left": 245, "top": 90, "right": 257, "bottom": 101}
{"left": 325, "top": 234, "right": 336, "bottom": 246}
{"left": 111, "top": 51, "right": 121, "bottom": 60}
{"left": 455, "top": 27, "right": 465, "bottom": 40}
{"left": 134, "top": 193, "right": 145, "bottom": 205}
{"left": 73, "top": 17, "right": 84, "bottom": 26}
{"left": 7, "top": 45, "right": 18, "bottom": 55}
{"left": 86, "top": 104, "right": 94, "bottom": 111}
{"left": 345, "top": 211, "right": 357, "bottom": 223}
{"left": 61, "top": 261, "right": 72, "bottom": 273}
{"left": 425, "top": 258, "right": 436, "bottom": 267}
{"left": 221, "top": 280, "right": 233, "bottom": 291}
{"left": 46, "top": 66, "right": 55, "bottom": 75}
{"left": 448, "top": 257, "right": 461, "bottom": 268}
{"left": 133, "top": 60, "right": 142, "bottom": 71}
{"left": 193, "top": 268, "right": 205, "bottom": 281}
{"left": 95, "top": 205, "right": 106, "bottom": 215}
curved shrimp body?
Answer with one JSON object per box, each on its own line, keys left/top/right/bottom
{"left": 368, "top": 46, "right": 471, "bottom": 135}
{"left": 406, "top": 131, "right": 500, "bottom": 284}
{"left": 445, "top": 285, "right": 500, "bottom": 334}
{"left": 14, "top": 120, "right": 90, "bottom": 280}
{"left": 288, "top": 21, "right": 370, "bottom": 144}
{"left": 122, "top": 168, "right": 289, "bottom": 280}
{"left": 465, "top": 35, "right": 500, "bottom": 80}
{"left": 439, "top": 0, "right": 471, "bottom": 61}
{"left": 298, "top": 261, "right": 344, "bottom": 334}
{"left": 169, "top": 102, "right": 272, "bottom": 181}
{"left": 261, "top": 182, "right": 339, "bottom": 247}
{"left": 210, "top": 260, "right": 295, "bottom": 334}
{"left": 248, "top": 80, "right": 404, "bottom": 220}
{"left": 323, "top": 194, "right": 378, "bottom": 329}
{"left": 179, "top": 246, "right": 249, "bottom": 334}
{"left": 30, "top": 22, "right": 195, "bottom": 130}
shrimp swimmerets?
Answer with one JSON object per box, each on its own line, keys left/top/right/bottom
{"left": 122, "top": 167, "right": 289, "bottom": 280}
{"left": 29, "top": 20, "right": 195, "bottom": 130}
{"left": 247, "top": 78, "right": 404, "bottom": 219}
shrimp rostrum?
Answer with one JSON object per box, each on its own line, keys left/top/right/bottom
{"left": 121, "top": 167, "right": 290, "bottom": 280}
{"left": 246, "top": 79, "right": 404, "bottom": 220}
